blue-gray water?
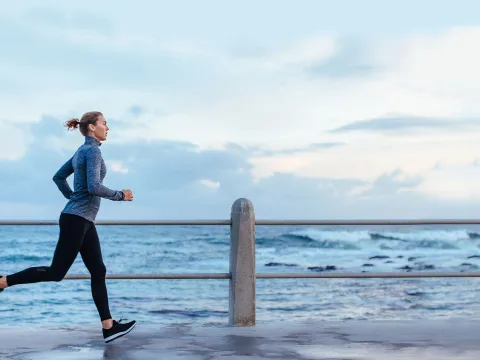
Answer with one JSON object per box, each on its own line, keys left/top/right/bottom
{"left": 2, "top": 224, "right": 480, "bottom": 326}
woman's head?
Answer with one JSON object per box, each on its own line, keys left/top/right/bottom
{"left": 65, "top": 111, "right": 109, "bottom": 141}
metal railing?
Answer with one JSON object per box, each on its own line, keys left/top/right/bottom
{"left": 2, "top": 197, "right": 480, "bottom": 326}
{"left": 4, "top": 219, "right": 480, "bottom": 226}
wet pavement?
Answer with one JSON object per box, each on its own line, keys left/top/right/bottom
{"left": 0, "top": 318, "right": 479, "bottom": 359}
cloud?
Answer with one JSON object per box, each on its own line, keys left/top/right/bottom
{"left": 2, "top": 114, "right": 480, "bottom": 220}
{"left": 88, "top": 25, "right": 480, "bottom": 153}
{"left": 4, "top": 5, "right": 480, "bottom": 218}
{"left": 231, "top": 35, "right": 336, "bottom": 73}
{"left": 308, "top": 38, "right": 379, "bottom": 78}
{"left": 0, "top": 16, "right": 220, "bottom": 107}
{"left": 127, "top": 105, "right": 145, "bottom": 117}
{"left": 24, "top": 6, "right": 113, "bottom": 34}
{"left": 4, "top": 15, "right": 480, "bottom": 153}
{"left": 107, "top": 161, "right": 129, "bottom": 174}
{"left": 350, "top": 169, "right": 423, "bottom": 197}
{"left": 247, "top": 142, "right": 343, "bottom": 157}
{"left": 199, "top": 179, "right": 220, "bottom": 190}
{"left": 329, "top": 115, "right": 480, "bottom": 134}
{"left": 414, "top": 163, "right": 480, "bottom": 201}
{"left": 0, "top": 121, "right": 34, "bottom": 160}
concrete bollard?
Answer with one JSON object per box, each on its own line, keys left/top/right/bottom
{"left": 229, "top": 198, "right": 256, "bottom": 326}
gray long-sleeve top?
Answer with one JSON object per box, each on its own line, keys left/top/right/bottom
{"left": 53, "top": 136, "right": 124, "bottom": 222}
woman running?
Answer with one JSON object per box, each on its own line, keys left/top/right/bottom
{"left": 0, "top": 111, "right": 137, "bottom": 343}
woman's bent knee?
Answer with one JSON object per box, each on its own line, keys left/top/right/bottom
{"left": 51, "top": 273, "right": 65, "bottom": 282}
{"left": 43, "top": 267, "right": 67, "bottom": 282}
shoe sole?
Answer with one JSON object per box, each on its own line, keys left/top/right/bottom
{"left": 104, "top": 322, "right": 136, "bottom": 343}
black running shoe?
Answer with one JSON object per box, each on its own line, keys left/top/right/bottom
{"left": 102, "top": 318, "right": 136, "bottom": 343}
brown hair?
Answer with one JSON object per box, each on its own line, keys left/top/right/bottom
{"left": 65, "top": 111, "right": 103, "bottom": 136}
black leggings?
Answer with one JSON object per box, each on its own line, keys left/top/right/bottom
{"left": 6, "top": 213, "right": 112, "bottom": 321}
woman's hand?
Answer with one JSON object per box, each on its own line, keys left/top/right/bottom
{"left": 122, "top": 189, "right": 134, "bottom": 201}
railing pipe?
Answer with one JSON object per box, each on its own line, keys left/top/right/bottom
{"left": 255, "top": 272, "right": 480, "bottom": 278}
{"left": 60, "top": 271, "right": 480, "bottom": 280}
{"left": 3, "top": 219, "right": 480, "bottom": 226}
{"left": 255, "top": 219, "right": 480, "bottom": 225}
{"left": 63, "top": 273, "right": 230, "bottom": 279}
{"left": 0, "top": 220, "right": 231, "bottom": 225}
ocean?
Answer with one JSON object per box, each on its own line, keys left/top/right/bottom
{"left": 1, "top": 223, "right": 480, "bottom": 326}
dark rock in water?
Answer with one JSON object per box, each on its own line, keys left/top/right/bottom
{"left": 467, "top": 255, "right": 480, "bottom": 259}
{"left": 308, "top": 265, "right": 337, "bottom": 272}
{"left": 362, "top": 263, "right": 374, "bottom": 267}
{"left": 399, "top": 263, "right": 434, "bottom": 271}
{"left": 417, "top": 264, "right": 435, "bottom": 270}
{"left": 460, "top": 263, "right": 479, "bottom": 268}
{"left": 370, "top": 233, "right": 400, "bottom": 240}
{"left": 265, "top": 262, "right": 297, "bottom": 267}
{"left": 369, "top": 255, "right": 390, "bottom": 260}
{"left": 385, "top": 260, "right": 394, "bottom": 263}
{"left": 397, "top": 255, "right": 404, "bottom": 258}
{"left": 408, "top": 257, "right": 418, "bottom": 262}
{"left": 468, "top": 232, "right": 480, "bottom": 239}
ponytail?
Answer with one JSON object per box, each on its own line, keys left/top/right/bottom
{"left": 65, "top": 118, "right": 80, "bottom": 130}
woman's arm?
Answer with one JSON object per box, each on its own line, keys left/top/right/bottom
{"left": 52, "top": 157, "right": 74, "bottom": 199}
{"left": 86, "top": 147, "right": 124, "bottom": 201}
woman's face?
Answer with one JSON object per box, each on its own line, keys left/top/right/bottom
{"left": 90, "top": 115, "right": 109, "bottom": 141}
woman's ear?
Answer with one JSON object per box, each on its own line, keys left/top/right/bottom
{"left": 88, "top": 123, "right": 96, "bottom": 132}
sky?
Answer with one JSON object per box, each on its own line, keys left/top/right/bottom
{"left": 1, "top": 0, "right": 480, "bottom": 220}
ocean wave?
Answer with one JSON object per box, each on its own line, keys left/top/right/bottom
{"left": 0, "top": 254, "right": 51, "bottom": 262}
{"left": 259, "top": 228, "right": 480, "bottom": 251}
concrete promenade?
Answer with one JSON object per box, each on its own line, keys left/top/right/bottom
{"left": 1, "top": 318, "right": 479, "bottom": 359}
